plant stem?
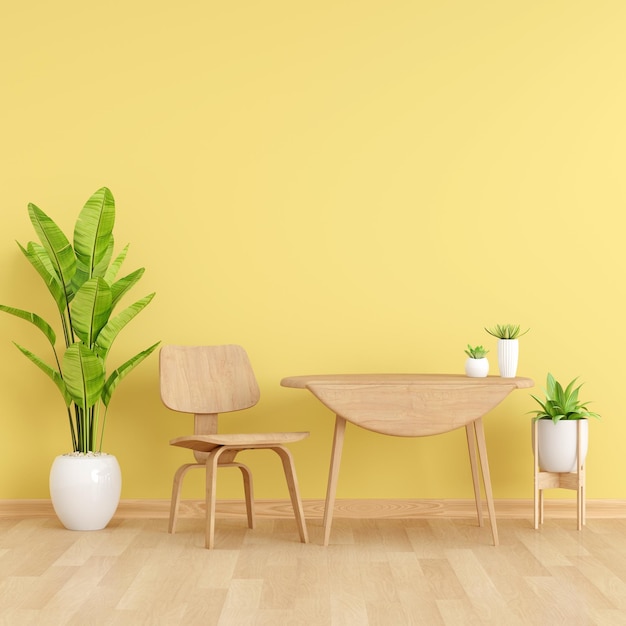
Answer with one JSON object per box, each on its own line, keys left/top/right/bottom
{"left": 66, "top": 406, "right": 77, "bottom": 451}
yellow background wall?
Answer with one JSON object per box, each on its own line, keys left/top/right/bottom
{"left": 1, "top": 1, "right": 625, "bottom": 502}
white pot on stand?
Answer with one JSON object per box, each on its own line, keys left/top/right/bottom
{"left": 534, "top": 419, "right": 588, "bottom": 473}
{"left": 465, "top": 357, "right": 489, "bottom": 378}
{"left": 49, "top": 453, "right": 122, "bottom": 530}
{"left": 497, "top": 339, "right": 519, "bottom": 378}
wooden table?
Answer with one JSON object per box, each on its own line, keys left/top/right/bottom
{"left": 280, "top": 374, "right": 534, "bottom": 546}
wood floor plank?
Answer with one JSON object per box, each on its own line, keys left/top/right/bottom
{"left": 436, "top": 599, "right": 483, "bottom": 626}
{"left": 365, "top": 600, "right": 409, "bottom": 626}
{"left": 217, "top": 578, "right": 263, "bottom": 625}
{"left": 470, "top": 545, "right": 549, "bottom": 624}
{"left": 524, "top": 575, "right": 595, "bottom": 623}
{"left": 44, "top": 556, "right": 116, "bottom": 612}
{"left": 515, "top": 525, "right": 575, "bottom": 567}
{"left": 445, "top": 548, "right": 524, "bottom": 624}
{"left": 180, "top": 587, "right": 229, "bottom": 626}
{"left": 569, "top": 555, "right": 626, "bottom": 610}
{"left": 588, "top": 608, "right": 626, "bottom": 625}
{"left": 2, "top": 515, "right": 626, "bottom": 625}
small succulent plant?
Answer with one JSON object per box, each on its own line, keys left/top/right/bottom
{"left": 484, "top": 324, "right": 529, "bottom": 340}
{"left": 529, "top": 373, "right": 601, "bottom": 424}
{"left": 464, "top": 344, "right": 489, "bottom": 359}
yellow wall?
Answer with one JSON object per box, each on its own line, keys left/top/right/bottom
{"left": 1, "top": 1, "right": 625, "bottom": 501}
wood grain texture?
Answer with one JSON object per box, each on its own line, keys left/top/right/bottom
{"left": 2, "top": 498, "right": 625, "bottom": 519}
{"left": 160, "top": 345, "right": 309, "bottom": 549}
{"left": 282, "top": 374, "right": 534, "bottom": 436}
{"left": 280, "top": 373, "right": 533, "bottom": 547}
{"left": 1, "top": 514, "right": 626, "bottom": 625}
{"left": 160, "top": 344, "right": 260, "bottom": 415}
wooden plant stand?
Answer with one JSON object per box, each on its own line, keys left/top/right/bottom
{"left": 533, "top": 419, "right": 585, "bottom": 530}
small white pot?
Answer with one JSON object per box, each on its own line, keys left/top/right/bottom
{"left": 497, "top": 339, "right": 519, "bottom": 377}
{"left": 465, "top": 357, "right": 489, "bottom": 377}
{"left": 50, "top": 453, "right": 122, "bottom": 530}
{"left": 534, "top": 419, "right": 588, "bottom": 473}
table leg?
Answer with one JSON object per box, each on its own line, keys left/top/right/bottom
{"left": 465, "top": 422, "right": 484, "bottom": 527}
{"left": 474, "top": 417, "right": 499, "bottom": 546}
{"left": 323, "top": 415, "right": 346, "bottom": 546}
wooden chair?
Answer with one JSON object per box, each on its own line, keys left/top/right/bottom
{"left": 159, "top": 344, "right": 309, "bottom": 549}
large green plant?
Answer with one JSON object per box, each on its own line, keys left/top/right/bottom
{"left": 0, "top": 187, "right": 159, "bottom": 452}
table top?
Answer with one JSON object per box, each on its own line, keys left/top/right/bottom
{"left": 281, "top": 373, "right": 534, "bottom": 389}
{"left": 280, "top": 374, "right": 534, "bottom": 436}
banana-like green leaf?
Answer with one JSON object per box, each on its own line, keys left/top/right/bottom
{"left": 19, "top": 242, "right": 67, "bottom": 313}
{"left": 63, "top": 342, "right": 105, "bottom": 409}
{"left": 28, "top": 203, "right": 76, "bottom": 297}
{"left": 0, "top": 305, "right": 57, "bottom": 347}
{"left": 13, "top": 342, "right": 71, "bottom": 406}
{"left": 95, "top": 293, "right": 156, "bottom": 359}
{"left": 104, "top": 243, "right": 128, "bottom": 284}
{"left": 93, "top": 234, "right": 115, "bottom": 278}
{"left": 73, "top": 187, "right": 115, "bottom": 287}
{"left": 71, "top": 278, "right": 112, "bottom": 346}
{"left": 110, "top": 268, "right": 145, "bottom": 310}
{"left": 102, "top": 341, "right": 160, "bottom": 407}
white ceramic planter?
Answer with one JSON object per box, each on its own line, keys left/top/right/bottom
{"left": 497, "top": 339, "right": 518, "bottom": 377}
{"left": 534, "top": 419, "right": 588, "bottom": 473}
{"left": 465, "top": 357, "right": 489, "bottom": 377}
{"left": 49, "top": 453, "right": 122, "bottom": 530}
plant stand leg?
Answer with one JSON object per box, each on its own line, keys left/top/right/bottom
{"left": 533, "top": 419, "right": 540, "bottom": 529}
{"left": 577, "top": 419, "right": 585, "bottom": 530}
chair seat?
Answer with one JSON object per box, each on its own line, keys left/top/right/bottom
{"left": 170, "top": 431, "right": 309, "bottom": 452}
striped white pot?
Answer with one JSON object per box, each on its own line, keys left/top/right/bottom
{"left": 497, "top": 339, "right": 518, "bottom": 377}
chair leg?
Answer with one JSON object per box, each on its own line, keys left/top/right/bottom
{"left": 272, "top": 446, "right": 309, "bottom": 544}
{"left": 234, "top": 462, "right": 255, "bottom": 529}
{"left": 169, "top": 463, "right": 202, "bottom": 534}
{"left": 205, "top": 450, "right": 222, "bottom": 550}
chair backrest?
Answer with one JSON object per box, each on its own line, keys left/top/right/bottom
{"left": 160, "top": 345, "right": 261, "bottom": 415}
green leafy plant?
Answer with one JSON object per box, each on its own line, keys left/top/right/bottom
{"left": 464, "top": 344, "right": 489, "bottom": 359}
{"left": 0, "top": 187, "right": 159, "bottom": 453}
{"left": 484, "top": 324, "right": 529, "bottom": 339}
{"left": 529, "top": 373, "right": 601, "bottom": 424}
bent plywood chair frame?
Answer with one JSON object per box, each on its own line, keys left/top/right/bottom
{"left": 160, "top": 344, "right": 309, "bottom": 549}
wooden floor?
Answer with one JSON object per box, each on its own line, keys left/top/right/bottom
{"left": 1, "top": 507, "right": 626, "bottom": 625}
